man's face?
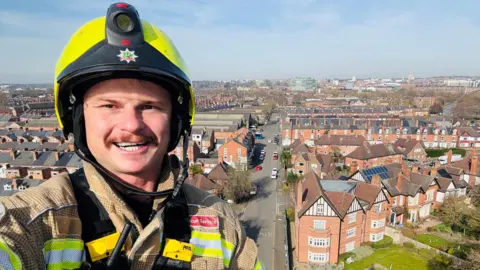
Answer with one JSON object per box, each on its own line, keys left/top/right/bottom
{"left": 83, "top": 78, "right": 172, "bottom": 178}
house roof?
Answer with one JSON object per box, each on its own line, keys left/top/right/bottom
{"left": 185, "top": 174, "right": 221, "bottom": 191}
{"left": 347, "top": 143, "right": 401, "bottom": 160}
{"left": 393, "top": 138, "right": 423, "bottom": 155}
{"left": 315, "top": 134, "right": 367, "bottom": 146}
{"left": 207, "top": 162, "right": 230, "bottom": 181}
{"left": 354, "top": 182, "right": 382, "bottom": 208}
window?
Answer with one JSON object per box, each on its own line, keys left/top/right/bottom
{"left": 345, "top": 241, "right": 355, "bottom": 252}
{"left": 237, "top": 148, "right": 242, "bottom": 156}
{"left": 348, "top": 212, "right": 356, "bottom": 224}
{"left": 393, "top": 197, "right": 398, "bottom": 206}
{"left": 374, "top": 203, "right": 382, "bottom": 213}
{"left": 313, "top": 220, "right": 326, "bottom": 230}
{"left": 223, "top": 148, "right": 228, "bottom": 155}
{"left": 370, "top": 232, "right": 384, "bottom": 242}
{"left": 308, "top": 252, "right": 329, "bottom": 263}
{"left": 371, "top": 219, "right": 385, "bottom": 229}
{"left": 316, "top": 204, "right": 324, "bottom": 215}
{"left": 311, "top": 164, "right": 317, "bottom": 169}
{"left": 308, "top": 237, "right": 330, "bottom": 247}
{"left": 346, "top": 228, "right": 356, "bottom": 238}
{"left": 3, "top": 184, "right": 11, "bottom": 191}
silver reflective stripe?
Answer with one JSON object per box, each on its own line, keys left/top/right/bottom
{"left": 190, "top": 237, "right": 233, "bottom": 261}
{"left": 0, "top": 249, "right": 14, "bottom": 270}
{"left": 44, "top": 249, "right": 85, "bottom": 265}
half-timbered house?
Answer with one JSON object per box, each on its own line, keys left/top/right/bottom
{"left": 294, "top": 172, "right": 389, "bottom": 265}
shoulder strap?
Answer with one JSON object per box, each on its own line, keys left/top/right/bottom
{"left": 69, "top": 168, "right": 117, "bottom": 242}
{"left": 69, "top": 169, "right": 130, "bottom": 270}
{"left": 153, "top": 185, "right": 192, "bottom": 270}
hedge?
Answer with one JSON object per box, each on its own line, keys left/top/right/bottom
{"left": 372, "top": 235, "right": 393, "bottom": 249}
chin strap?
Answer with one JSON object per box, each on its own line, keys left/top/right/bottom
{"left": 75, "top": 129, "right": 190, "bottom": 198}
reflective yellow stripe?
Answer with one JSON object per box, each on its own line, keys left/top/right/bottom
{"left": 255, "top": 259, "right": 264, "bottom": 270}
{"left": 0, "top": 238, "right": 22, "bottom": 270}
{"left": 190, "top": 231, "right": 235, "bottom": 267}
{"left": 43, "top": 239, "right": 85, "bottom": 270}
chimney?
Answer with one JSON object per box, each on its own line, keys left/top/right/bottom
{"left": 430, "top": 167, "right": 437, "bottom": 177}
{"left": 363, "top": 140, "right": 370, "bottom": 147}
{"left": 371, "top": 174, "right": 382, "bottom": 186}
{"left": 411, "top": 165, "right": 418, "bottom": 173}
{"left": 434, "top": 161, "right": 441, "bottom": 169}
{"left": 401, "top": 162, "right": 410, "bottom": 178}
{"left": 350, "top": 161, "right": 359, "bottom": 173}
{"left": 33, "top": 151, "right": 38, "bottom": 161}
{"left": 447, "top": 150, "right": 453, "bottom": 165}
{"left": 296, "top": 176, "right": 304, "bottom": 209}
{"left": 396, "top": 172, "right": 404, "bottom": 190}
{"left": 470, "top": 154, "right": 478, "bottom": 185}
{"left": 54, "top": 152, "right": 60, "bottom": 161}
{"left": 12, "top": 179, "right": 17, "bottom": 190}
{"left": 9, "top": 150, "right": 16, "bottom": 160}
{"left": 39, "top": 139, "right": 43, "bottom": 145}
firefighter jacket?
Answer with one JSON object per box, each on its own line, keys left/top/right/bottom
{"left": 0, "top": 160, "right": 264, "bottom": 270}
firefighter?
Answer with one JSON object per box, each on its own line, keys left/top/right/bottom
{"left": 0, "top": 2, "right": 264, "bottom": 269}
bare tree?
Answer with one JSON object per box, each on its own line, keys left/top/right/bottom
{"left": 222, "top": 168, "right": 252, "bottom": 203}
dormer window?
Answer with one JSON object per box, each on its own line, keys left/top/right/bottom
{"left": 3, "top": 184, "right": 11, "bottom": 190}
{"left": 18, "top": 185, "right": 26, "bottom": 191}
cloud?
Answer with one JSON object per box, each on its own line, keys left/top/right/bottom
{"left": 2, "top": 0, "right": 480, "bottom": 83}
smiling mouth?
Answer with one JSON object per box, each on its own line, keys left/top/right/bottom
{"left": 113, "top": 142, "right": 150, "bottom": 151}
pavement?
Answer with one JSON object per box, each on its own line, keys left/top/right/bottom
{"left": 240, "top": 115, "right": 290, "bottom": 270}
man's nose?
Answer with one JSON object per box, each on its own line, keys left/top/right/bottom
{"left": 117, "top": 107, "right": 145, "bottom": 132}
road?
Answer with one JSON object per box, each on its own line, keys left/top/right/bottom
{"left": 241, "top": 116, "right": 288, "bottom": 270}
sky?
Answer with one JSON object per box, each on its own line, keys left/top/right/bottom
{"left": 2, "top": 0, "right": 480, "bottom": 83}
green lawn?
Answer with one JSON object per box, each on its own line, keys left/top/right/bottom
{"left": 344, "top": 245, "right": 430, "bottom": 270}
{"left": 415, "top": 234, "right": 450, "bottom": 249}
{"left": 425, "top": 148, "right": 466, "bottom": 158}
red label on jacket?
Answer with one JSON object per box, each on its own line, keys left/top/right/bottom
{"left": 190, "top": 215, "right": 219, "bottom": 228}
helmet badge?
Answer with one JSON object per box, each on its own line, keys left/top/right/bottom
{"left": 117, "top": 48, "right": 138, "bottom": 63}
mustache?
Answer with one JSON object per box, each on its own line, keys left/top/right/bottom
{"left": 109, "top": 134, "right": 159, "bottom": 146}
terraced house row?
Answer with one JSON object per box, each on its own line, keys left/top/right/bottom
{"left": 282, "top": 124, "right": 480, "bottom": 149}
{"left": 293, "top": 150, "right": 477, "bottom": 265}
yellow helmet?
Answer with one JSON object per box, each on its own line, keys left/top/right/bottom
{"left": 54, "top": 2, "right": 195, "bottom": 152}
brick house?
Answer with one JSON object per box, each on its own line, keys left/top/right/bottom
{"left": 393, "top": 138, "right": 427, "bottom": 163}
{"left": 447, "top": 151, "right": 480, "bottom": 187}
{"left": 218, "top": 140, "right": 249, "bottom": 170}
{"left": 293, "top": 152, "right": 336, "bottom": 178}
{"left": 350, "top": 163, "right": 440, "bottom": 225}
{"left": 314, "top": 134, "right": 367, "bottom": 156}
{"left": 345, "top": 143, "right": 402, "bottom": 172}
{"left": 294, "top": 172, "right": 388, "bottom": 265}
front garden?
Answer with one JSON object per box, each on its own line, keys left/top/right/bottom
{"left": 342, "top": 235, "right": 453, "bottom": 270}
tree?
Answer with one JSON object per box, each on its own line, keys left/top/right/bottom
{"left": 438, "top": 197, "right": 471, "bottom": 234}
{"left": 279, "top": 147, "right": 292, "bottom": 175}
{"left": 467, "top": 249, "right": 480, "bottom": 270}
{"left": 189, "top": 164, "right": 204, "bottom": 175}
{"left": 429, "top": 103, "right": 444, "bottom": 114}
{"left": 286, "top": 171, "right": 299, "bottom": 186}
{"left": 262, "top": 102, "right": 276, "bottom": 122}
{"left": 454, "top": 92, "right": 480, "bottom": 119}
{"left": 222, "top": 168, "right": 252, "bottom": 203}
{"left": 468, "top": 185, "right": 480, "bottom": 207}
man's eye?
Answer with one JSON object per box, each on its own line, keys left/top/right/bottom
{"left": 140, "top": 105, "right": 159, "bottom": 110}
{"left": 101, "top": 104, "right": 115, "bottom": 108}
